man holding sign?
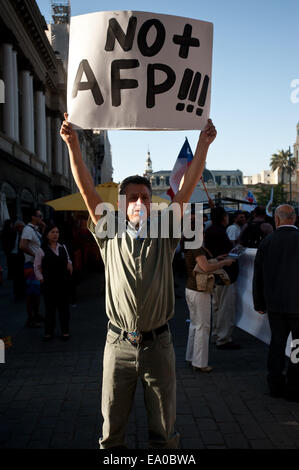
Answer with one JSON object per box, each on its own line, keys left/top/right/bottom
{"left": 60, "top": 113, "right": 216, "bottom": 448}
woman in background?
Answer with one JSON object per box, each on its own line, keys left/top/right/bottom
{"left": 184, "top": 236, "right": 234, "bottom": 372}
{"left": 34, "top": 224, "right": 73, "bottom": 341}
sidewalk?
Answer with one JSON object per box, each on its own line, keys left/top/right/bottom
{"left": 0, "top": 271, "right": 299, "bottom": 449}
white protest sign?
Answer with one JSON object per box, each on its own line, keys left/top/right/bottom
{"left": 67, "top": 11, "right": 213, "bottom": 130}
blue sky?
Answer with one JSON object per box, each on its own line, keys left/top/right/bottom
{"left": 36, "top": 0, "right": 299, "bottom": 183}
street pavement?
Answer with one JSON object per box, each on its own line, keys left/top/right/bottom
{"left": 1, "top": 269, "right": 299, "bottom": 450}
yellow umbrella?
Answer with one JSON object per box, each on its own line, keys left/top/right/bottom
{"left": 45, "top": 182, "right": 169, "bottom": 211}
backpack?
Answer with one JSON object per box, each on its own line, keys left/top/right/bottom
{"left": 240, "top": 221, "right": 265, "bottom": 248}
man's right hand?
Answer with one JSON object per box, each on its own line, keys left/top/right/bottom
{"left": 60, "top": 113, "right": 79, "bottom": 148}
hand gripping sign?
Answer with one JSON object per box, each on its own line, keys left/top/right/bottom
{"left": 68, "top": 11, "right": 213, "bottom": 130}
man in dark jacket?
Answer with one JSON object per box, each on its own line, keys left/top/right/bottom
{"left": 253, "top": 204, "right": 299, "bottom": 401}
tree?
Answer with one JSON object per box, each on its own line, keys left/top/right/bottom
{"left": 270, "top": 149, "right": 290, "bottom": 184}
{"left": 254, "top": 183, "right": 286, "bottom": 208}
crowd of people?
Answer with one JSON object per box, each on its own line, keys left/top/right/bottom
{"left": 0, "top": 209, "right": 100, "bottom": 341}
{"left": 183, "top": 202, "right": 299, "bottom": 404}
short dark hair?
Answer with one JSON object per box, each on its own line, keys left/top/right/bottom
{"left": 211, "top": 206, "right": 227, "bottom": 225}
{"left": 254, "top": 206, "right": 266, "bottom": 217}
{"left": 28, "top": 207, "right": 39, "bottom": 219}
{"left": 233, "top": 210, "right": 243, "bottom": 220}
{"left": 119, "top": 175, "right": 152, "bottom": 196}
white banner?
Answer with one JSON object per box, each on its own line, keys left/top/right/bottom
{"left": 67, "top": 10, "right": 213, "bottom": 130}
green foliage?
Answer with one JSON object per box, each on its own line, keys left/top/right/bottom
{"left": 270, "top": 148, "right": 296, "bottom": 185}
{"left": 253, "top": 183, "right": 287, "bottom": 207}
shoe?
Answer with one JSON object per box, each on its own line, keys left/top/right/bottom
{"left": 193, "top": 366, "right": 213, "bottom": 373}
{"left": 285, "top": 391, "right": 299, "bottom": 402}
{"left": 42, "top": 335, "right": 54, "bottom": 342}
{"left": 26, "top": 319, "right": 41, "bottom": 328}
{"left": 61, "top": 334, "right": 70, "bottom": 342}
{"left": 216, "top": 342, "right": 241, "bottom": 350}
{"left": 34, "top": 314, "right": 45, "bottom": 323}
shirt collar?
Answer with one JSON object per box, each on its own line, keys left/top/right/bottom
{"left": 127, "top": 218, "right": 150, "bottom": 239}
{"left": 277, "top": 225, "right": 298, "bottom": 230}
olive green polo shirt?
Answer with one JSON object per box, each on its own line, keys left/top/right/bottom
{"left": 88, "top": 208, "right": 181, "bottom": 332}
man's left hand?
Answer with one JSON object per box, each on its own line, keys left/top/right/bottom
{"left": 199, "top": 119, "right": 217, "bottom": 146}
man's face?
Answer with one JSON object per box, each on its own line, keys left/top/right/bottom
{"left": 32, "top": 211, "right": 43, "bottom": 225}
{"left": 222, "top": 214, "right": 229, "bottom": 227}
{"left": 124, "top": 184, "right": 152, "bottom": 225}
{"left": 236, "top": 214, "right": 246, "bottom": 226}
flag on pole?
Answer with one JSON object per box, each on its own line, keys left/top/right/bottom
{"left": 167, "top": 138, "right": 193, "bottom": 200}
{"left": 241, "top": 191, "right": 257, "bottom": 213}
{"left": 266, "top": 187, "right": 274, "bottom": 217}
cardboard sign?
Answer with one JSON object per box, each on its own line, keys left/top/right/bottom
{"left": 67, "top": 11, "right": 213, "bottom": 130}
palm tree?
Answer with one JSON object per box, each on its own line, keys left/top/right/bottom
{"left": 270, "top": 149, "right": 290, "bottom": 184}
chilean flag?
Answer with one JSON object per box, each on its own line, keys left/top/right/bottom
{"left": 242, "top": 191, "right": 257, "bottom": 212}
{"left": 167, "top": 138, "right": 194, "bottom": 200}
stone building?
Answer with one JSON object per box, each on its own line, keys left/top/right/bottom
{"left": 0, "top": 0, "right": 112, "bottom": 223}
{"left": 143, "top": 150, "right": 245, "bottom": 202}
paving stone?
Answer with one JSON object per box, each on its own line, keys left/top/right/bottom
{"left": 224, "top": 433, "right": 250, "bottom": 449}
{"left": 177, "top": 424, "right": 200, "bottom": 438}
{"left": 218, "top": 421, "right": 241, "bottom": 434}
{"left": 200, "top": 430, "right": 225, "bottom": 446}
{"left": 180, "top": 438, "right": 205, "bottom": 449}
{"left": 190, "top": 403, "right": 212, "bottom": 418}
{"left": 208, "top": 402, "right": 235, "bottom": 422}
{"left": 250, "top": 439, "right": 275, "bottom": 449}
{"left": 238, "top": 421, "right": 266, "bottom": 440}
{"left": 176, "top": 414, "right": 195, "bottom": 425}
{"left": 27, "top": 439, "right": 51, "bottom": 449}
{"left": 195, "top": 418, "right": 218, "bottom": 431}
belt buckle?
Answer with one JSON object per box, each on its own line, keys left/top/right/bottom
{"left": 127, "top": 331, "right": 143, "bottom": 345}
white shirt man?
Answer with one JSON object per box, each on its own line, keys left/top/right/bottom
{"left": 21, "top": 223, "right": 42, "bottom": 263}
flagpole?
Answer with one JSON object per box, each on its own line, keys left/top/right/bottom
{"left": 200, "top": 177, "right": 215, "bottom": 208}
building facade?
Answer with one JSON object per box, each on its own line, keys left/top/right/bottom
{"left": 0, "top": 0, "right": 112, "bottom": 223}
{"left": 143, "top": 151, "right": 245, "bottom": 202}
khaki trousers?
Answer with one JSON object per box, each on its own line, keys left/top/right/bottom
{"left": 100, "top": 325, "right": 180, "bottom": 449}
{"left": 212, "top": 283, "right": 236, "bottom": 346}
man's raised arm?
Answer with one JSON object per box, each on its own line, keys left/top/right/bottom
{"left": 60, "top": 113, "right": 103, "bottom": 225}
{"left": 173, "top": 119, "right": 217, "bottom": 216}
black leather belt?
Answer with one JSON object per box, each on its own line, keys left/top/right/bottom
{"left": 109, "top": 323, "right": 169, "bottom": 345}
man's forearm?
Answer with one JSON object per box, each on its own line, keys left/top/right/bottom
{"left": 67, "top": 140, "right": 95, "bottom": 198}
{"left": 22, "top": 247, "right": 35, "bottom": 257}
